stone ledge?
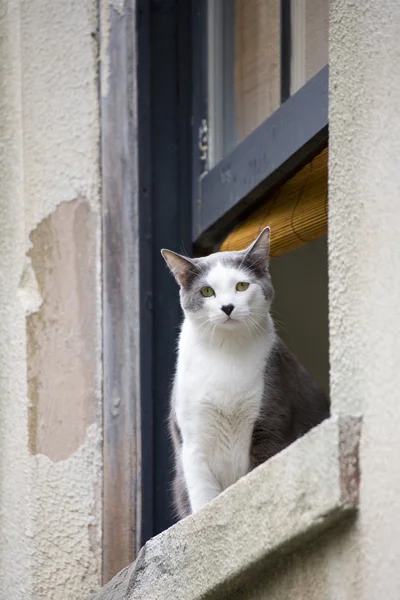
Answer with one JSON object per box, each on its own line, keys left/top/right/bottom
{"left": 91, "top": 415, "right": 362, "bottom": 600}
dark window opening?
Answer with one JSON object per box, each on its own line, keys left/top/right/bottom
{"left": 128, "top": 0, "right": 329, "bottom": 565}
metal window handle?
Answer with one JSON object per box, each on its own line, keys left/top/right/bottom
{"left": 198, "top": 119, "right": 209, "bottom": 164}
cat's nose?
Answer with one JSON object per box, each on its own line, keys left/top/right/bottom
{"left": 221, "top": 304, "right": 234, "bottom": 316}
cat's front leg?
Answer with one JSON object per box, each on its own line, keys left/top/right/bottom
{"left": 182, "top": 444, "right": 221, "bottom": 513}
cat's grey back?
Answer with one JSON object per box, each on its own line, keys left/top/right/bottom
{"left": 250, "top": 338, "right": 329, "bottom": 469}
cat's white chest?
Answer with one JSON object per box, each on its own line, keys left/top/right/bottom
{"left": 176, "top": 323, "right": 268, "bottom": 490}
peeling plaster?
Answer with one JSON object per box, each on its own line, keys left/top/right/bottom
{"left": 18, "top": 258, "right": 43, "bottom": 316}
{"left": 26, "top": 197, "right": 98, "bottom": 461}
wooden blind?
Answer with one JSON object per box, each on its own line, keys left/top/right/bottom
{"left": 221, "top": 147, "right": 328, "bottom": 257}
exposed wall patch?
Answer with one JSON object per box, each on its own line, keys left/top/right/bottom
{"left": 27, "top": 197, "right": 98, "bottom": 461}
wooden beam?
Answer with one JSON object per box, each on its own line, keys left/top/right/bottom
{"left": 100, "top": 0, "right": 141, "bottom": 583}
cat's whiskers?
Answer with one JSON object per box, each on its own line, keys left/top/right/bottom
{"left": 250, "top": 321, "right": 265, "bottom": 339}
{"left": 243, "top": 319, "right": 254, "bottom": 340}
{"left": 246, "top": 314, "right": 268, "bottom": 323}
{"left": 270, "top": 309, "right": 287, "bottom": 333}
{"left": 210, "top": 323, "right": 218, "bottom": 345}
{"left": 247, "top": 315, "right": 266, "bottom": 337}
{"left": 197, "top": 320, "right": 212, "bottom": 340}
{"left": 193, "top": 313, "right": 208, "bottom": 324}
{"left": 248, "top": 312, "right": 268, "bottom": 327}
{"left": 192, "top": 314, "right": 213, "bottom": 343}
{"left": 247, "top": 309, "right": 271, "bottom": 322}
{"left": 247, "top": 320, "right": 257, "bottom": 338}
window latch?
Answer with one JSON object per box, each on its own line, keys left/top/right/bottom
{"left": 198, "top": 119, "right": 209, "bottom": 168}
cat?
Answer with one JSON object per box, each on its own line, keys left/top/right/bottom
{"left": 161, "top": 226, "right": 329, "bottom": 520}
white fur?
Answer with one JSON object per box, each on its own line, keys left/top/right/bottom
{"left": 174, "top": 263, "right": 275, "bottom": 513}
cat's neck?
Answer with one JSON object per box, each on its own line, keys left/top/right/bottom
{"left": 181, "top": 312, "right": 276, "bottom": 352}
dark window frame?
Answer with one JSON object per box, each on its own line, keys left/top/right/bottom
{"left": 192, "top": 0, "right": 328, "bottom": 250}
{"left": 136, "top": 0, "right": 193, "bottom": 544}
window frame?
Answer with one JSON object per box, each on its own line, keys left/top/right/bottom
{"left": 101, "top": 0, "right": 140, "bottom": 583}
{"left": 191, "top": 0, "right": 329, "bottom": 250}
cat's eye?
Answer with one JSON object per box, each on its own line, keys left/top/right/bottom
{"left": 200, "top": 286, "right": 215, "bottom": 297}
{"left": 236, "top": 282, "right": 249, "bottom": 292}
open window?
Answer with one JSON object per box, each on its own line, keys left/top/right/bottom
{"left": 102, "top": 0, "right": 329, "bottom": 582}
{"left": 193, "top": 0, "right": 329, "bottom": 395}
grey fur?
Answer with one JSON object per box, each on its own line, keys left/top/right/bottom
{"left": 162, "top": 229, "right": 329, "bottom": 520}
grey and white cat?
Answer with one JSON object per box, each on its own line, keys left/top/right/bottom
{"left": 162, "top": 226, "right": 329, "bottom": 520}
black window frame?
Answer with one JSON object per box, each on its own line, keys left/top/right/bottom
{"left": 136, "top": 0, "right": 193, "bottom": 544}
{"left": 191, "top": 0, "right": 329, "bottom": 250}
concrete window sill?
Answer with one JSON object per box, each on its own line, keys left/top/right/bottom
{"left": 91, "top": 415, "right": 361, "bottom": 600}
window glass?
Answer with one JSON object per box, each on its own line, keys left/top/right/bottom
{"left": 290, "top": 0, "right": 328, "bottom": 94}
{"left": 206, "top": 0, "right": 328, "bottom": 168}
{"left": 207, "top": 0, "right": 280, "bottom": 167}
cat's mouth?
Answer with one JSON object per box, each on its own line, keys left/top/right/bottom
{"left": 222, "top": 316, "right": 239, "bottom": 324}
{"left": 210, "top": 315, "right": 242, "bottom": 328}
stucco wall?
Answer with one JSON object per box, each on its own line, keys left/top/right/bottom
{"left": 0, "top": 1, "right": 102, "bottom": 598}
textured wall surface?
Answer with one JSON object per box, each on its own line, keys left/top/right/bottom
{"left": 0, "top": 1, "right": 102, "bottom": 598}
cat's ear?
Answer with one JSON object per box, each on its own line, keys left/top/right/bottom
{"left": 161, "top": 249, "right": 197, "bottom": 288}
{"left": 244, "top": 226, "right": 271, "bottom": 271}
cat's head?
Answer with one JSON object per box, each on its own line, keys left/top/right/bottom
{"left": 161, "top": 227, "right": 273, "bottom": 335}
